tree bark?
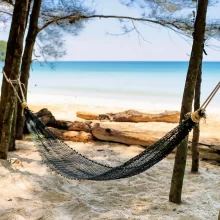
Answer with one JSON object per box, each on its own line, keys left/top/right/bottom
{"left": 169, "top": 0, "right": 208, "bottom": 204}
{"left": 5, "top": 0, "right": 32, "bottom": 150}
{"left": 191, "top": 61, "right": 202, "bottom": 172}
{"left": 16, "top": 0, "right": 42, "bottom": 139}
{"left": 10, "top": 0, "right": 32, "bottom": 146}
{"left": 0, "top": 2, "right": 23, "bottom": 135}
{"left": 0, "top": 0, "right": 29, "bottom": 159}
{"left": 8, "top": 102, "right": 17, "bottom": 151}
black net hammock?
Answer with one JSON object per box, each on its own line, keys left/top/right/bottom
{"left": 3, "top": 67, "right": 218, "bottom": 181}
{"left": 24, "top": 108, "right": 205, "bottom": 181}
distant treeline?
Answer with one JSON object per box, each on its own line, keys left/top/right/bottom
{"left": 0, "top": 41, "right": 7, "bottom": 62}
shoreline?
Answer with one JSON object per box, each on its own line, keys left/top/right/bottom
{"left": 27, "top": 93, "right": 219, "bottom": 113}
{"left": 27, "top": 93, "right": 220, "bottom": 123}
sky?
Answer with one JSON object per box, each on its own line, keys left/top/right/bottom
{"left": 0, "top": 0, "right": 220, "bottom": 61}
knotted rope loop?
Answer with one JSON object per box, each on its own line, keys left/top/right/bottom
{"left": 190, "top": 81, "right": 219, "bottom": 123}
{"left": 2, "top": 71, "right": 22, "bottom": 103}
{"left": 191, "top": 109, "right": 205, "bottom": 123}
{"left": 21, "top": 101, "right": 28, "bottom": 116}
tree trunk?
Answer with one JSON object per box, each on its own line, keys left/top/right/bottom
{"left": 9, "top": 100, "right": 17, "bottom": 151}
{"left": 218, "top": 210, "right": 220, "bottom": 220}
{"left": 191, "top": 61, "right": 202, "bottom": 172}
{"left": 5, "top": 0, "right": 32, "bottom": 149}
{"left": 16, "top": 0, "right": 42, "bottom": 139}
{"left": 0, "top": 0, "right": 29, "bottom": 159}
{"left": 169, "top": 0, "right": 208, "bottom": 204}
{"left": 0, "top": 3, "right": 24, "bottom": 135}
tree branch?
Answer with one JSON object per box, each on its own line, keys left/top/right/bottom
{"left": 0, "top": 10, "right": 12, "bottom": 16}
{"left": 38, "top": 14, "right": 79, "bottom": 32}
{"left": 38, "top": 13, "right": 192, "bottom": 34}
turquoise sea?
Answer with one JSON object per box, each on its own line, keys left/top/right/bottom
{"left": 0, "top": 61, "right": 219, "bottom": 108}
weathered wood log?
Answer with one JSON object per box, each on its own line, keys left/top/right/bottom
{"left": 49, "top": 127, "right": 93, "bottom": 142}
{"left": 77, "top": 110, "right": 180, "bottom": 123}
{"left": 189, "top": 141, "right": 220, "bottom": 151}
{"left": 77, "top": 112, "right": 100, "bottom": 120}
{"left": 67, "top": 121, "right": 91, "bottom": 132}
{"left": 92, "top": 123, "right": 161, "bottom": 147}
{"left": 92, "top": 122, "right": 220, "bottom": 162}
{"left": 31, "top": 109, "right": 220, "bottom": 162}
{"left": 188, "top": 144, "right": 220, "bottom": 162}
{"left": 34, "top": 108, "right": 91, "bottom": 132}
{"left": 35, "top": 108, "right": 57, "bottom": 126}
{"left": 210, "top": 145, "right": 220, "bottom": 151}
{"left": 113, "top": 110, "right": 180, "bottom": 123}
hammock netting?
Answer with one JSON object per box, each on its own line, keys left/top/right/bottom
{"left": 24, "top": 108, "right": 197, "bottom": 181}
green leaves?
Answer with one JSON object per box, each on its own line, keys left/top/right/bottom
{"left": 0, "top": 40, "right": 7, "bottom": 62}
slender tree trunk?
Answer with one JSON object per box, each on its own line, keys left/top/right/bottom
{"left": 0, "top": 0, "right": 31, "bottom": 151}
{"left": 0, "top": 0, "right": 29, "bottom": 159}
{"left": 218, "top": 210, "right": 220, "bottom": 220}
{"left": 6, "top": 0, "right": 32, "bottom": 150}
{"left": 16, "top": 0, "right": 42, "bottom": 139}
{"left": 191, "top": 61, "right": 202, "bottom": 172}
{"left": 8, "top": 0, "right": 33, "bottom": 146}
{"left": 0, "top": 5, "right": 22, "bottom": 135}
{"left": 8, "top": 102, "right": 17, "bottom": 151}
{"left": 169, "top": 0, "right": 208, "bottom": 204}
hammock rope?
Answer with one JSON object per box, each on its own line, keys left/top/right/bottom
{"left": 201, "top": 82, "right": 220, "bottom": 110}
{"left": 2, "top": 70, "right": 219, "bottom": 180}
{"left": 24, "top": 107, "right": 201, "bottom": 180}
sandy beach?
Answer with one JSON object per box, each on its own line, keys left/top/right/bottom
{"left": 0, "top": 93, "right": 220, "bottom": 220}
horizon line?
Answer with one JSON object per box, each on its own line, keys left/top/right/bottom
{"left": 31, "top": 60, "right": 219, "bottom": 62}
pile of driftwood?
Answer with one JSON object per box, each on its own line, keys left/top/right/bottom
{"left": 33, "top": 108, "right": 220, "bottom": 162}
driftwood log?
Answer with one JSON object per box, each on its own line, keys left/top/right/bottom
{"left": 26, "top": 108, "right": 93, "bottom": 142}
{"left": 191, "top": 144, "right": 220, "bottom": 162}
{"left": 35, "top": 108, "right": 91, "bottom": 132}
{"left": 49, "top": 127, "right": 93, "bottom": 142}
{"left": 77, "top": 110, "right": 180, "bottom": 123}
{"left": 92, "top": 123, "right": 161, "bottom": 147}
{"left": 92, "top": 122, "right": 220, "bottom": 162}
{"left": 29, "top": 108, "right": 220, "bottom": 162}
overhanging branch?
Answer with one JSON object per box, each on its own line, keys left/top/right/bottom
{"left": 0, "top": 10, "right": 12, "bottom": 16}
{"left": 38, "top": 13, "right": 192, "bottom": 34}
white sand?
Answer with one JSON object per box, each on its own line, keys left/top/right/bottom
{"left": 0, "top": 93, "right": 220, "bottom": 220}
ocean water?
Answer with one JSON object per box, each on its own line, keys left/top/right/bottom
{"left": 0, "top": 61, "right": 219, "bottom": 109}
